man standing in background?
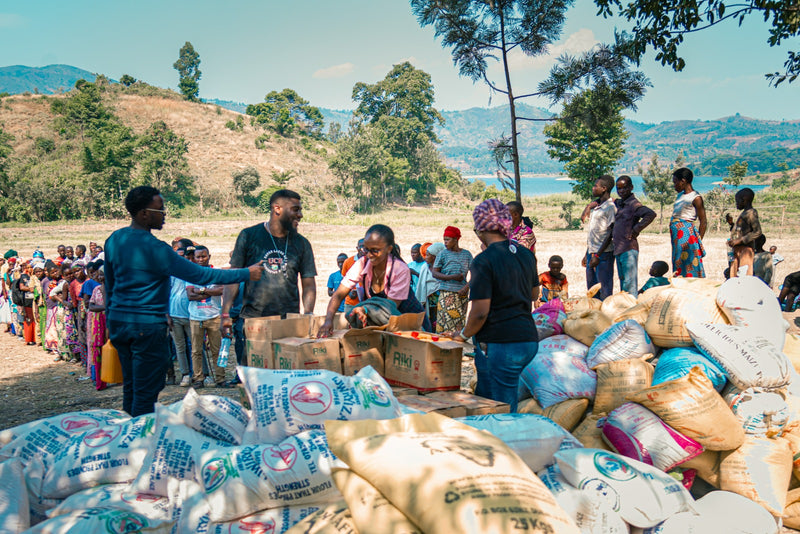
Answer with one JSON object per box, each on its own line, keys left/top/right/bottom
{"left": 613, "top": 175, "right": 655, "bottom": 295}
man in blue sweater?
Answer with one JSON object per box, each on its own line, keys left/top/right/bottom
{"left": 105, "top": 186, "right": 261, "bottom": 416}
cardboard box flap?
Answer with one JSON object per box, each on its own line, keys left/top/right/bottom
{"left": 384, "top": 331, "right": 466, "bottom": 349}
{"left": 273, "top": 336, "right": 319, "bottom": 347}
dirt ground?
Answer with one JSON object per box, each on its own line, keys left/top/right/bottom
{"left": 0, "top": 215, "right": 797, "bottom": 428}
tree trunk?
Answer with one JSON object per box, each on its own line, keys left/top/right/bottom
{"left": 498, "top": 6, "right": 522, "bottom": 203}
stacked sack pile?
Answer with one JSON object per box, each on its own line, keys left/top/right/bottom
{"left": 1, "top": 275, "right": 799, "bottom": 533}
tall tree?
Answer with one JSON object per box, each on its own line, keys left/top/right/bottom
{"left": 725, "top": 160, "right": 749, "bottom": 186}
{"left": 543, "top": 86, "right": 628, "bottom": 199}
{"left": 593, "top": 0, "right": 800, "bottom": 86}
{"left": 246, "top": 89, "right": 324, "bottom": 138}
{"left": 135, "top": 121, "right": 194, "bottom": 207}
{"left": 411, "top": 0, "right": 571, "bottom": 201}
{"left": 173, "top": 41, "right": 202, "bottom": 101}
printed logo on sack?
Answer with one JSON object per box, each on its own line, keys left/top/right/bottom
{"left": 202, "top": 458, "right": 229, "bottom": 493}
{"left": 263, "top": 443, "right": 298, "bottom": 471}
{"left": 356, "top": 382, "right": 392, "bottom": 409}
{"left": 61, "top": 416, "right": 100, "bottom": 432}
{"left": 230, "top": 519, "right": 276, "bottom": 534}
{"left": 593, "top": 452, "right": 636, "bottom": 481}
{"left": 578, "top": 478, "right": 621, "bottom": 511}
{"left": 82, "top": 425, "right": 122, "bottom": 448}
{"left": 121, "top": 492, "right": 162, "bottom": 505}
{"left": 289, "top": 381, "right": 332, "bottom": 415}
{"left": 104, "top": 511, "right": 148, "bottom": 534}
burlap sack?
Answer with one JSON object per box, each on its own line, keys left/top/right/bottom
{"left": 637, "top": 284, "right": 671, "bottom": 307}
{"left": 593, "top": 359, "right": 655, "bottom": 415}
{"left": 517, "top": 397, "right": 544, "bottom": 415}
{"left": 783, "top": 488, "right": 800, "bottom": 529}
{"left": 613, "top": 303, "right": 650, "bottom": 326}
{"left": 326, "top": 414, "right": 580, "bottom": 534}
{"left": 719, "top": 435, "right": 793, "bottom": 517}
{"left": 644, "top": 288, "right": 727, "bottom": 347}
{"left": 563, "top": 310, "right": 612, "bottom": 347}
{"left": 626, "top": 367, "right": 744, "bottom": 451}
{"left": 543, "top": 399, "right": 589, "bottom": 431}
{"left": 601, "top": 292, "right": 638, "bottom": 321}
{"left": 562, "top": 297, "right": 602, "bottom": 314}
{"left": 571, "top": 414, "right": 609, "bottom": 450}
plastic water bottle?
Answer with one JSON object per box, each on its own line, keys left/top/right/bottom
{"left": 218, "top": 337, "right": 231, "bottom": 367}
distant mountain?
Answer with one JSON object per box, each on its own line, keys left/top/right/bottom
{"left": 0, "top": 64, "right": 104, "bottom": 95}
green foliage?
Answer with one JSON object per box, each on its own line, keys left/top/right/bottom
{"left": 34, "top": 137, "right": 56, "bottom": 155}
{"left": 640, "top": 154, "right": 681, "bottom": 226}
{"left": 593, "top": 0, "right": 800, "bottom": 86}
{"left": 772, "top": 162, "right": 793, "bottom": 188}
{"left": 559, "top": 200, "right": 581, "bottom": 229}
{"left": 725, "top": 160, "right": 748, "bottom": 186}
{"left": 246, "top": 89, "right": 323, "bottom": 138}
{"left": 704, "top": 185, "right": 735, "bottom": 232}
{"left": 232, "top": 166, "right": 260, "bottom": 207}
{"left": 697, "top": 146, "right": 800, "bottom": 175}
{"left": 254, "top": 133, "right": 270, "bottom": 149}
{"left": 483, "top": 185, "right": 515, "bottom": 203}
{"left": 50, "top": 80, "right": 114, "bottom": 139}
{"left": 327, "top": 122, "right": 343, "bottom": 143}
{"left": 225, "top": 120, "right": 237, "bottom": 131}
{"left": 0, "top": 126, "right": 14, "bottom": 214}
{"left": 543, "top": 86, "right": 628, "bottom": 199}
{"left": 119, "top": 74, "right": 136, "bottom": 87}
{"left": 257, "top": 185, "right": 282, "bottom": 214}
{"left": 135, "top": 121, "right": 194, "bottom": 207}
{"left": 270, "top": 170, "right": 294, "bottom": 185}
{"left": 173, "top": 41, "right": 201, "bottom": 101}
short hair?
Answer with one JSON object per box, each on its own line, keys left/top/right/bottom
{"left": 193, "top": 245, "right": 209, "bottom": 254}
{"left": 85, "top": 262, "right": 96, "bottom": 271}
{"left": 44, "top": 260, "right": 56, "bottom": 270}
{"left": 652, "top": 261, "right": 669, "bottom": 277}
{"left": 411, "top": 243, "right": 421, "bottom": 251}
{"left": 125, "top": 186, "right": 160, "bottom": 217}
{"left": 76, "top": 244, "right": 86, "bottom": 254}
{"left": 672, "top": 167, "right": 694, "bottom": 184}
{"left": 336, "top": 253, "right": 348, "bottom": 260}
{"left": 269, "top": 189, "right": 301, "bottom": 209}
{"left": 60, "top": 263, "right": 72, "bottom": 273}
{"left": 506, "top": 201, "right": 524, "bottom": 214}
{"left": 597, "top": 175, "right": 614, "bottom": 192}
{"left": 548, "top": 255, "right": 564, "bottom": 265}
{"left": 93, "top": 259, "right": 104, "bottom": 270}
{"left": 616, "top": 175, "right": 633, "bottom": 187}
{"left": 177, "top": 238, "right": 194, "bottom": 250}
{"left": 736, "top": 187, "right": 755, "bottom": 202}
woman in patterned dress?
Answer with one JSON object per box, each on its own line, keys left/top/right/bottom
{"left": 670, "top": 167, "right": 707, "bottom": 278}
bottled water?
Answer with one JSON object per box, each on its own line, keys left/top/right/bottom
{"left": 218, "top": 337, "right": 231, "bottom": 367}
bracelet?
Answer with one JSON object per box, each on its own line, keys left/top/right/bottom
{"left": 459, "top": 327, "right": 468, "bottom": 340}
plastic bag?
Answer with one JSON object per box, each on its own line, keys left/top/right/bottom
{"left": 520, "top": 344, "right": 596, "bottom": 408}
{"left": 651, "top": 346, "right": 726, "bottom": 391}
{"left": 586, "top": 319, "right": 655, "bottom": 369}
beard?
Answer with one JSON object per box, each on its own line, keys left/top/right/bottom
{"left": 279, "top": 214, "right": 297, "bottom": 235}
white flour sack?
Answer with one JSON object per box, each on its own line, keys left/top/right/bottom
{"left": 330, "top": 427, "right": 581, "bottom": 534}
{"left": 38, "top": 413, "right": 157, "bottom": 499}
{"left": 0, "top": 409, "right": 130, "bottom": 464}
{"left": 602, "top": 402, "right": 702, "bottom": 471}
{"left": 0, "top": 458, "right": 30, "bottom": 533}
{"left": 129, "top": 404, "right": 230, "bottom": 496}
{"left": 46, "top": 483, "right": 170, "bottom": 520}
{"left": 645, "top": 287, "right": 727, "bottom": 348}
{"left": 199, "top": 430, "right": 344, "bottom": 523}
{"left": 519, "top": 335, "right": 593, "bottom": 407}
{"left": 651, "top": 346, "right": 727, "bottom": 391}
{"left": 0, "top": 409, "right": 129, "bottom": 447}
{"left": 716, "top": 276, "right": 786, "bottom": 350}
{"left": 284, "top": 501, "right": 359, "bottom": 534}
{"left": 687, "top": 322, "right": 791, "bottom": 390}
{"left": 585, "top": 319, "right": 655, "bottom": 368}
{"left": 457, "top": 413, "right": 582, "bottom": 472}
{"left": 538, "top": 463, "right": 628, "bottom": 534}
{"left": 181, "top": 388, "right": 251, "bottom": 445}
{"left": 238, "top": 365, "right": 401, "bottom": 444}
{"left": 25, "top": 507, "right": 174, "bottom": 534}
{"left": 723, "top": 386, "right": 790, "bottom": 437}
{"left": 554, "top": 448, "right": 696, "bottom": 528}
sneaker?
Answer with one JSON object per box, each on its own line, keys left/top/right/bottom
{"left": 192, "top": 380, "right": 205, "bottom": 389}
{"left": 179, "top": 375, "right": 192, "bottom": 387}
{"left": 203, "top": 376, "right": 215, "bottom": 387}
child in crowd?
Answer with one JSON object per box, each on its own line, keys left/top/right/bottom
{"left": 539, "top": 255, "right": 568, "bottom": 302}
{"left": 727, "top": 188, "right": 762, "bottom": 277}
{"left": 327, "top": 253, "right": 348, "bottom": 312}
{"left": 639, "top": 261, "right": 670, "bottom": 293}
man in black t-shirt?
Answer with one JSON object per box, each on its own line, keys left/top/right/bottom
{"left": 221, "top": 189, "right": 317, "bottom": 334}
{"left": 452, "top": 199, "right": 539, "bottom": 412}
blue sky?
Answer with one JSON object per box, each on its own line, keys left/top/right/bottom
{"left": 1, "top": 0, "right": 797, "bottom": 123}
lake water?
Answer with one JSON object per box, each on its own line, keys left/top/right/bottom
{"left": 466, "top": 174, "right": 769, "bottom": 197}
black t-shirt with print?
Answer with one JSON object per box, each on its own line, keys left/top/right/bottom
{"left": 230, "top": 223, "right": 317, "bottom": 318}
{"left": 468, "top": 240, "right": 539, "bottom": 344}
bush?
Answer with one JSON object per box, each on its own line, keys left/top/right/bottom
{"left": 225, "top": 120, "right": 237, "bottom": 131}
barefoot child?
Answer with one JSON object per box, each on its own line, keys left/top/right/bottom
{"left": 539, "top": 255, "right": 568, "bottom": 302}
{"left": 727, "top": 188, "right": 762, "bottom": 277}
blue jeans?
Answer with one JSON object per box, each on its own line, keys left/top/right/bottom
{"left": 474, "top": 341, "right": 538, "bottom": 412}
{"left": 108, "top": 320, "right": 170, "bottom": 417}
{"left": 232, "top": 316, "right": 245, "bottom": 366}
{"left": 586, "top": 251, "right": 615, "bottom": 301}
{"left": 615, "top": 249, "right": 639, "bottom": 295}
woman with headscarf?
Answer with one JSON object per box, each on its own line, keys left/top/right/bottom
{"left": 415, "top": 242, "right": 444, "bottom": 330}
{"left": 506, "top": 201, "right": 536, "bottom": 251}
{"left": 17, "top": 261, "right": 38, "bottom": 345}
{"left": 432, "top": 226, "right": 472, "bottom": 334}
{"left": 451, "top": 199, "right": 540, "bottom": 412}
{"left": 317, "top": 224, "right": 428, "bottom": 336}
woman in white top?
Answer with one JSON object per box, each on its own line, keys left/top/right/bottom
{"left": 670, "top": 167, "right": 708, "bottom": 277}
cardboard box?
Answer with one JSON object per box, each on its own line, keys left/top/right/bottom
{"left": 245, "top": 338, "right": 274, "bottom": 368}
{"left": 244, "top": 315, "right": 309, "bottom": 340}
{"left": 426, "top": 391, "right": 510, "bottom": 415}
{"left": 331, "top": 328, "right": 386, "bottom": 376}
{"left": 273, "top": 337, "right": 342, "bottom": 373}
{"left": 383, "top": 331, "right": 463, "bottom": 392}
{"left": 391, "top": 386, "right": 419, "bottom": 397}
{"left": 308, "top": 313, "right": 348, "bottom": 337}
{"left": 398, "top": 395, "right": 467, "bottom": 418}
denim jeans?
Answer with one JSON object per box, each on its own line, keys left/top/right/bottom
{"left": 473, "top": 340, "right": 538, "bottom": 412}
{"left": 586, "top": 251, "right": 615, "bottom": 300}
{"left": 615, "top": 249, "right": 639, "bottom": 295}
{"left": 108, "top": 320, "right": 170, "bottom": 417}
{"left": 232, "top": 316, "right": 245, "bottom": 366}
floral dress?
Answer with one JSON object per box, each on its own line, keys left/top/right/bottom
{"left": 87, "top": 285, "right": 107, "bottom": 390}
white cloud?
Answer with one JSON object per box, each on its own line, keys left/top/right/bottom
{"left": 506, "top": 28, "right": 600, "bottom": 71}
{"left": 0, "top": 13, "right": 24, "bottom": 28}
{"left": 312, "top": 62, "right": 355, "bottom": 79}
